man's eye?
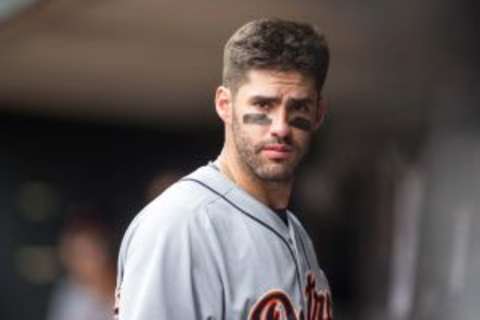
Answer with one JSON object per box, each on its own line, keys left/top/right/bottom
{"left": 254, "top": 101, "right": 271, "bottom": 109}
{"left": 293, "top": 104, "right": 309, "bottom": 112}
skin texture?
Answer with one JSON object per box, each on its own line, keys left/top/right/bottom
{"left": 215, "top": 69, "right": 326, "bottom": 209}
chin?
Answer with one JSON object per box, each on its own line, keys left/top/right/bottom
{"left": 254, "top": 164, "right": 295, "bottom": 182}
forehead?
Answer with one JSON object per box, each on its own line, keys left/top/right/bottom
{"left": 236, "top": 69, "right": 316, "bottom": 99}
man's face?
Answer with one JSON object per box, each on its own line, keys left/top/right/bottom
{"left": 229, "top": 69, "right": 323, "bottom": 182}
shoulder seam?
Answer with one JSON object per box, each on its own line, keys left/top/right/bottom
{"left": 178, "top": 177, "right": 235, "bottom": 209}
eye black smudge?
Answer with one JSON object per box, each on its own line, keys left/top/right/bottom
{"left": 289, "top": 117, "right": 312, "bottom": 131}
{"left": 243, "top": 113, "right": 272, "bottom": 126}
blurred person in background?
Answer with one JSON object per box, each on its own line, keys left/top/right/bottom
{"left": 144, "top": 169, "right": 184, "bottom": 203}
{"left": 46, "top": 208, "right": 116, "bottom": 320}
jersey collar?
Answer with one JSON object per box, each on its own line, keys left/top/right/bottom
{"left": 194, "top": 162, "right": 292, "bottom": 238}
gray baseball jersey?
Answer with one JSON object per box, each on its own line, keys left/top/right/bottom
{"left": 115, "top": 162, "right": 333, "bottom": 320}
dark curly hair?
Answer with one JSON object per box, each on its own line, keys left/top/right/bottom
{"left": 223, "top": 18, "right": 330, "bottom": 94}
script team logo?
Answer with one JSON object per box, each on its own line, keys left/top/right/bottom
{"left": 248, "top": 272, "right": 333, "bottom": 320}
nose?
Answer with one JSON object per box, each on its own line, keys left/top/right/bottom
{"left": 270, "top": 108, "right": 290, "bottom": 139}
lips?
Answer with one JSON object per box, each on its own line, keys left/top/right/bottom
{"left": 261, "top": 144, "right": 293, "bottom": 160}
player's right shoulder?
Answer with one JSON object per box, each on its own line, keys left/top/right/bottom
{"left": 142, "top": 165, "right": 229, "bottom": 221}
{"left": 120, "top": 164, "right": 232, "bottom": 251}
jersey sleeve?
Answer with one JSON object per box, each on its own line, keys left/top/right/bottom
{"left": 117, "top": 202, "right": 224, "bottom": 320}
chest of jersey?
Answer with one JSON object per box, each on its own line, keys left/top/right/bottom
{"left": 205, "top": 199, "right": 331, "bottom": 320}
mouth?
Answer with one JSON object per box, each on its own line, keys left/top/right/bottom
{"left": 261, "top": 144, "right": 293, "bottom": 160}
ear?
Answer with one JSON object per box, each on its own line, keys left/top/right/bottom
{"left": 215, "top": 86, "right": 233, "bottom": 125}
{"left": 313, "top": 96, "right": 327, "bottom": 131}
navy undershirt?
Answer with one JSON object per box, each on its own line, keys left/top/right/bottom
{"left": 274, "top": 209, "right": 289, "bottom": 226}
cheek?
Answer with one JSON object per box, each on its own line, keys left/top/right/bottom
{"left": 292, "top": 130, "right": 312, "bottom": 147}
{"left": 244, "top": 126, "right": 270, "bottom": 146}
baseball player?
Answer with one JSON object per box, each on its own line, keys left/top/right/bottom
{"left": 115, "top": 18, "right": 332, "bottom": 320}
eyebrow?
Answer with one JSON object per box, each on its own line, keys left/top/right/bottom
{"left": 248, "top": 95, "right": 282, "bottom": 104}
{"left": 286, "top": 97, "right": 315, "bottom": 109}
{"left": 248, "top": 95, "right": 314, "bottom": 106}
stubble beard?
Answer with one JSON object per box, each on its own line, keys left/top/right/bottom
{"left": 231, "top": 113, "right": 309, "bottom": 183}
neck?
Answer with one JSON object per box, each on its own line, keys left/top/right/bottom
{"left": 218, "top": 148, "right": 292, "bottom": 210}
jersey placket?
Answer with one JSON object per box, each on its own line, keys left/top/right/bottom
{"left": 286, "top": 218, "right": 309, "bottom": 310}
{"left": 198, "top": 164, "right": 309, "bottom": 313}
